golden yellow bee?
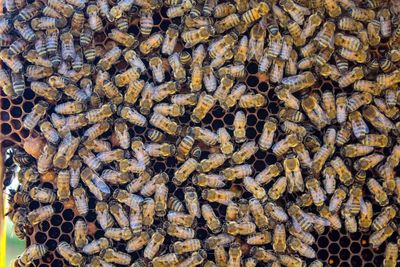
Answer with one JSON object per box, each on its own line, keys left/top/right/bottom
{"left": 23, "top": 101, "right": 48, "bottom": 130}
{"left": 369, "top": 222, "right": 396, "bottom": 249}
{"left": 57, "top": 242, "right": 83, "bottom": 267}
{"left": 202, "top": 189, "right": 236, "bottom": 205}
{"left": 184, "top": 186, "right": 201, "bottom": 218}
{"left": 255, "top": 163, "right": 282, "bottom": 185}
{"left": 144, "top": 229, "right": 165, "bottom": 259}
{"left": 182, "top": 26, "right": 214, "bottom": 48}
{"left": 102, "top": 248, "right": 131, "bottom": 265}
{"left": 153, "top": 253, "right": 182, "bottom": 267}
{"left": 27, "top": 205, "right": 54, "bottom": 226}
{"left": 97, "top": 46, "right": 121, "bottom": 71}
{"left": 18, "top": 244, "right": 48, "bottom": 266}
{"left": 119, "top": 106, "right": 147, "bottom": 127}
{"left": 126, "top": 232, "right": 150, "bottom": 253}
{"left": 243, "top": 176, "right": 266, "bottom": 200}
{"left": 367, "top": 178, "right": 389, "bottom": 206}
{"left": 190, "top": 126, "right": 218, "bottom": 146}
{"left": 383, "top": 242, "right": 398, "bottom": 267}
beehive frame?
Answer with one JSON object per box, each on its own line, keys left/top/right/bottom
{"left": 1, "top": 1, "right": 399, "bottom": 267}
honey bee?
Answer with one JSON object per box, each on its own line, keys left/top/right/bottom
{"left": 221, "top": 164, "right": 252, "bottom": 182}
{"left": 212, "top": 75, "right": 233, "bottom": 103}
{"left": 372, "top": 205, "right": 397, "bottom": 231}
{"left": 13, "top": 21, "right": 36, "bottom": 43}
{"left": 159, "top": 24, "right": 179, "bottom": 56}
{"left": 105, "top": 227, "right": 133, "bottom": 241}
{"left": 108, "top": 29, "right": 138, "bottom": 48}
{"left": 126, "top": 232, "right": 150, "bottom": 253}
{"left": 18, "top": 244, "right": 48, "bottom": 266}
{"left": 151, "top": 83, "right": 178, "bottom": 105}
{"left": 231, "top": 141, "right": 257, "bottom": 164}
{"left": 167, "top": 211, "right": 194, "bottom": 228}
{"left": 288, "top": 203, "right": 314, "bottom": 231}
{"left": 338, "top": 66, "right": 365, "bottom": 88}
{"left": 36, "top": 143, "right": 57, "bottom": 174}
{"left": 0, "top": 67, "right": 14, "bottom": 98}
{"left": 251, "top": 247, "right": 277, "bottom": 263}
{"left": 94, "top": 202, "right": 115, "bottom": 232}
{"left": 272, "top": 223, "right": 286, "bottom": 253}
{"left": 215, "top": 13, "right": 241, "bottom": 34}
{"left": 213, "top": 249, "right": 228, "bottom": 267}
{"left": 367, "top": 178, "right": 389, "bottom": 207}
{"left": 55, "top": 170, "right": 71, "bottom": 200}
{"left": 288, "top": 236, "right": 316, "bottom": 259}
{"left": 152, "top": 183, "right": 168, "bottom": 217}
{"left": 288, "top": 219, "right": 315, "bottom": 245}
{"left": 369, "top": 222, "right": 396, "bottom": 249}
{"left": 146, "top": 56, "right": 165, "bottom": 85}
{"left": 383, "top": 242, "right": 398, "bottom": 267}
{"left": 304, "top": 178, "right": 325, "bottom": 207}
{"left": 215, "top": 128, "right": 234, "bottom": 155}
{"left": 105, "top": 202, "right": 128, "bottom": 229}
{"left": 266, "top": 176, "right": 286, "bottom": 201}
{"left": 200, "top": 66, "right": 216, "bottom": 93}
{"left": 153, "top": 253, "right": 182, "bottom": 267}
{"left": 255, "top": 118, "right": 278, "bottom": 151}
{"left": 205, "top": 233, "right": 235, "bottom": 250}
{"left": 117, "top": 106, "right": 146, "bottom": 127}
{"left": 184, "top": 186, "right": 201, "bottom": 218}
{"left": 137, "top": 172, "right": 167, "bottom": 197}
{"left": 74, "top": 219, "right": 88, "bottom": 249}
{"left": 101, "top": 248, "right": 131, "bottom": 265}
{"left": 23, "top": 101, "right": 48, "bottom": 130}
{"left": 348, "top": 111, "right": 369, "bottom": 139}
{"left": 188, "top": 64, "right": 203, "bottom": 93}
{"left": 170, "top": 52, "right": 188, "bottom": 82}
{"left": 96, "top": 149, "right": 125, "bottom": 164}
{"left": 328, "top": 186, "right": 347, "bottom": 214}
{"left": 238, "top": 93, "right": 265, "bottom": 109}
{"left": 10, "top": 207, "right": 28, "bottom": 240}
{"left": 175, "top": 135, "right": 194, "bottom": 162}
{"left": 166, "top": 0, "right": 192, "bottom": 18}
{"left": 144, "top": 229, "right": 165, "bottom": 259}
{"left": 177, "top": 251, "right": 206, "bottom": 267}
{"left": 198, "top": 153, "right": 226, "bottom": 173}
{"left": 253, "top": 163, "right": 281, "bottom": 186}
{"left": 71, "top": 187, "right": 89, "bottom": 216}
{"left": 57, "top": 242, "right": 83, "bottom": 266}
{"left": 96, "top": 46, "right": 121, "bottom": 71}
{"left": 86, "top": 5, "right": 103, "bottom": 32}
{"left": 82, "top": 167, "right": 111, "bottom": 201}
{"left": 301, "top": 94, "right": 330, "bottom": 129}
{"left": 248, "top": 198, "right": 269, "bottom": 229}
{"left": 121, "top": 51, "right": 145, "bottom": 75}
{"left": 337, "top": 47, "right": 368, "bottom": 63}
{"left": 358, "top": 199, "right": 373, "bottom": 232}
{"left": 172, "top": 158, "right": 197, "bottom": 185}
{"left": 355, "top": 153, "right": 385, "bottom": 171}
{"left": 247, "top": 23, "right": 266, "bottom": 62}
{"left": 183, "top": 26, "right": 215, "bottom": 48}
{"left": 190, "top": 126, "right": 218, "bottom": 146}
{"left": 38, "top": 121, "right": 59, "bottom": 145}
{"left": 243, "top": 176, "right": 266, "bottom": 200}
{"left": 202, "top": 189, "right": 236, "bottom": 206}
{"left": 363, "top": 105, "right": 395, "bottom": 133}
{"left": 225, "top": 220, "right": 256, "bottom": 236}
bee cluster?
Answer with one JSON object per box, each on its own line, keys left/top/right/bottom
{"left": 2, "top": 0, "right": 400, "bottom": 266}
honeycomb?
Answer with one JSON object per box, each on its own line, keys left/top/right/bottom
{"left": 1, "top": 0, "right": 400, "bottom": 266}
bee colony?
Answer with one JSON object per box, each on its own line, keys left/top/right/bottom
{"left": 2, "top": 0, "right": 400, "bottom": 266}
